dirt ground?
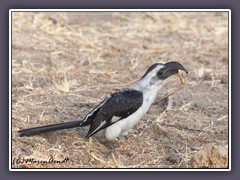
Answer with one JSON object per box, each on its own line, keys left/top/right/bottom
{"left": 11, "top": 11, "right": 229, "bottom": 169}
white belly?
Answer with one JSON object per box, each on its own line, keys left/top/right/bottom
{"left": 105, "top": 88, "right": 158, "bottom": 141}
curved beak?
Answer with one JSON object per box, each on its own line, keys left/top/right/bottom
{"left": 162, "top": 61, "right": 188, "bottom": 79}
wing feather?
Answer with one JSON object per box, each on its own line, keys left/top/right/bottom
{"left": 86, "top": 89, "right": 143, "bottom": 138}
{"left": 79, "top": 97, "right": 110, "bottom": 126}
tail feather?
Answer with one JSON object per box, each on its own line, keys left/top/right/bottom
{"left": 18, "top": 121, "right": 81, "bottom": 137}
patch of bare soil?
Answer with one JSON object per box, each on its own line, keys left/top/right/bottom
{"left": 11, "top": 12, "right": 229, "bottom": 168}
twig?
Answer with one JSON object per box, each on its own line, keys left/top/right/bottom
{"left": 157, "top": 71, "right": 187, "bottom": 103}
{"left": 90, "top": 152, "right": 106, "bottom": 164}
{"left": 160, "top": 123, "right": 203, "bottom": 132}
{"left": 111, "top": 153, "right": 123, "bottom": 168}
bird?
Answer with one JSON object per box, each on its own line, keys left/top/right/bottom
{"left": 18, "top": 61, "right": 188, "bottom": 146}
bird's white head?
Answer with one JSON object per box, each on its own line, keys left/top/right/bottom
{"left": 136, "top": 61, "right": 188, "bottom": 91}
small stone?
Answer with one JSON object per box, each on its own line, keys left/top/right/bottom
{"left": 166, "top": 154, "right": 180, "bottom": 164}
{"left": 191, "top": 144, "right": 228, "bottom": 168}
{"left": 220, "top": 75, "right": 228, "bottom": 84}
{"left": 203, "top": 72, "right": 212, "bottom": 80}
{"left": 194, "top": 101, "right": 204, "bottom": 109}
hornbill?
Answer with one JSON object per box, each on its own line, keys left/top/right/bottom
{"left": 18, "top": 61, "right": 188, "bottom": 144}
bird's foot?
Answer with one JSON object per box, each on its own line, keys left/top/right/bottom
{"left": 122, "top": 132, "right": 129, "bottom": 140}
{"left": 101, "top": 140, "right": 117, "bottom": 149}
{"left": 104, "top": 141, "right": 117, "bottom": 159}
{"left": 109, "top": 141, "right": 117, "bottom": 149}
{"left": 124, "top": 134, "right": 130, "bottom": 139}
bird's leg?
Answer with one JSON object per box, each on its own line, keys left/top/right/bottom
{"left": 104, "top": 140, "right": 117, "bottom": 159}
{"left": 97, "top": 136, "right": 106, "bottom": 144}
{"left": 109, "top": 140, "right": 117, "bottom": 149}
{"left": 101, "top": 139, "right": 117, "bottom": 149}
{"left": 123, "top": 132, "right": 129, "bottom": 139}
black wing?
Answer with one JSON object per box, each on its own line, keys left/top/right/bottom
{"left": 79, "top": 97, "right": 110, "bottom": 127}
{"left": 86, "top": 89, "right": 143, "bottom": 138}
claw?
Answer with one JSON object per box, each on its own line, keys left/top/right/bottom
{"left": 109, "top": 141, "right": 117, "bottom": 149}
{"left": 124, "top": 134, "right": 129, "bottom": 139}
{"left": 122, "top": 132, "right": 129, "bottom": 139}
{"left": 104, "top": 141, "right": 117, "bottom": 158}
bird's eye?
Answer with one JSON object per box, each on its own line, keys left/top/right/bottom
{"left": 157, "top": 70, "right": 164, "bottom": 79}
{"left": 158, "top": 70, "right": 163, "bottom": 76}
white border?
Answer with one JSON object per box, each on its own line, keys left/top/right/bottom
{"left": 10, "top": 9, "right": 230, "bottom": 11}
{"left": 9, "top": 9, "right": 231, "bottom": 171}
{"left": 228, "top": 9, "right": 231, "bottom": 171}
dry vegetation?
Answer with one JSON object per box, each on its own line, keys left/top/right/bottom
{"left": 11, "top": 11, "right": 229, "bottom": 169}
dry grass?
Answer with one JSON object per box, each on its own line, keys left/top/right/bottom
{"left": 12, "top": 11, "right": 228, "bottom": 169}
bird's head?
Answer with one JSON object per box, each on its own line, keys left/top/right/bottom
{"left": 137, "top": 61, "right": 188, "bottom": 90}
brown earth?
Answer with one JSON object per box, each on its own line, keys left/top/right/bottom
{"left": 11, "top": 11, "right": 229, "bottom": 169}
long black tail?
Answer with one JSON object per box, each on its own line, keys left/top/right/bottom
{"left": 18, "top": 121, "right": 82, "bottom": 137}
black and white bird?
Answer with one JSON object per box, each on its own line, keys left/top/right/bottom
{"left": 18, "top": 61, "right": 188, "bottom": 143}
